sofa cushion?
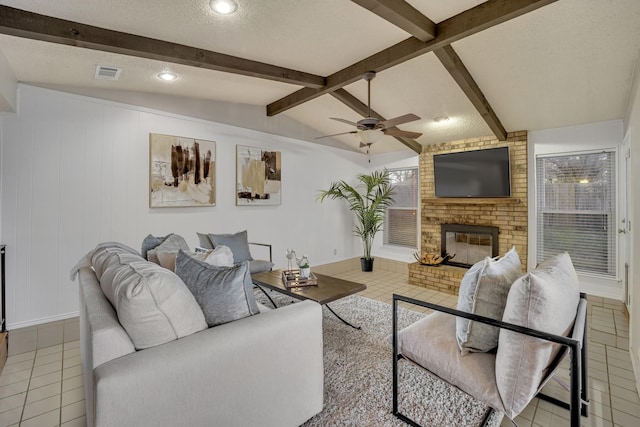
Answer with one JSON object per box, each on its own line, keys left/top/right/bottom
{"left": 175, "top": 251, "right": 260, "bottom": 327}
{"left": 147, "top": 234, "right": 190, "bottom": 264}
{"left": 496, "top": 252, "right": 580, "bottom": 419}
{"left": 456, "top": 247, "right": 522, "bottom": 354}
{"left": 208, "top": 230, "right": 253, "bottom": 263}
{"left": 157, "top": 246, "right": 234, "bottom": 272}
{"left": 91, "top": 242, "right": 143, "bottom": 280}
{"left": 98, "top": 252, "right": 207, "bottom": 349}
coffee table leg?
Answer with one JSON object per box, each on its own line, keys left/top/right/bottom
{"left": 325, "top": 304, "right": 361, "bottom": 330}
{"left": 254, "top": 284, "right": 278, "bottom": 309}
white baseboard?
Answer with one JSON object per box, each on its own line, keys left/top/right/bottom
{"left": 7, "top": 311, "right": 79, "bottom": 330}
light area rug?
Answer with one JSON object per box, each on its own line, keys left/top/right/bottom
{"left": 257, "top": 292, "right": 504, "bottom": 427}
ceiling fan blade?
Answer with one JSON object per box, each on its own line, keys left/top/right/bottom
{"left": 379, "top": 113, "right": 421, "bottom": 128}
{"left": 383, "top": 129, "right": 423, "bottom": 139}
{"left": 330, "top": 117, "right": 359, "bottom": 126}
{"left": 315, "top": 131, "right": 357, "bottom": 140}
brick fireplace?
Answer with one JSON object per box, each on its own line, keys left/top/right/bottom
{"left": 408, "top": 132, "right": 528, "bottom": 295}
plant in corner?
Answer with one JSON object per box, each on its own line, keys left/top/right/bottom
{"left": 317, "top": 169, "right": 395, "bottom": 272}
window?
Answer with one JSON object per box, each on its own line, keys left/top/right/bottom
{"left": 384, "top": 168, "right": 419, "bottom": 248}
{"left": 536, "top": 151, "right": 616, "bottom": 276}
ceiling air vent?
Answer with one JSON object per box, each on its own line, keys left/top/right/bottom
{"left": 94, "top": 65, "right": 122, "bottom": 80}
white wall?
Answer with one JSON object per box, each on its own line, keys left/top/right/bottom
{"left": 625, "top": 50, "right": 640, "bottom": 392}
{"left": 0, "top": 84, "right": 370, "bottom": 328}
{"left": 528, "top": 120, "right": 624, "bottom": 299}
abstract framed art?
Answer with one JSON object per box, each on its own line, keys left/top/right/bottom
{"left": 236, "top": 145, "right": 281, "bottom": 206}
{"left": 149, "top": 133, "right": 216, "bottom": 207}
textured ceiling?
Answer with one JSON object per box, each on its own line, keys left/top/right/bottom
{"left": 0, "top": 0, "right": 639, "bottom": 155}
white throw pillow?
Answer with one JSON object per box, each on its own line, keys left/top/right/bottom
{"left": 495, "top": 252, "right": 580, "bottom": 419}
{"left": 98, "top": 252, "right": 207, "bottom": 349}
{"left": 156, "top": 245, "right": 234, "bottom": 272}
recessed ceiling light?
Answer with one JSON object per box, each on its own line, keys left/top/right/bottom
{"left": 157, "top": 71, "right": 178, "bottom": 81}
{"left": 433, "top": 116, "right": 449, "bottom": 123}
{"left": 210, "top": 0, "right": 238, "bottom": 14}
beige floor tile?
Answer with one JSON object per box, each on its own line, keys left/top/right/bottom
{"left": 0, "top": 407, "right": 22, "bottom": 427}
{"left": 6, "top": 331, "right": 37, "bottom": 357}
{"left": 37, "top": 326, "right": 64, "bottom": 349}
{"left": 29, "top": 371, "right": 62, "bottom": 389}
{"left": 62, "top": 376, "right": 83, "bottom": 393}
{"left": 34, "top": 352, "right": 63, "bottom": 367}
{"left": 612, "top": 408, "right": 640, "bottom": 426}
{"left": 61, "top": 415, "right": 87, "bottom": 427}
{"left": 63, "top": 341, "right": 80, "bottom": 351}
{"left": 61, "top": 400, "right": 85, "bottom": 423}
{"left": 20, "top": 408, "right": 59, "bottom": 427}
{"left": 0, "top": 370, "right": 30, "bottom": 387}
{"left": 22, "top": 395, "right": 60, "bottom": 420}
{"left": 0, "top": 381, "right": 29, "bottom": 400}
{"left": 36, "top": 345, "right": 63, "bottom": 357}
{"left": 31, "top": 360, "right": 63, "bottom": 378}
{"left": 63, "top": 348, "right": 80, "bottom": 360}
{"left": 61, "top": 387, "right": 84, "bottom": 406}
{"left": 63, "top": 356, "right": 81, "bottom": 370}
{"left": 0, "top": 392, "right": 26, "bottom": 413}
{"left": 62, "top": 365, "right": 83, "bottom": 380}
{"left": 25, "top": 382, "right": 61, "bottom": 405}
{"left": 3, "top": 352, "right": 35, "bottom": 366}
{"left": 0, "top": 360, "right": 33, "bottom": 376}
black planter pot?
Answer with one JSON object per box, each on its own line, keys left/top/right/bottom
{"left": 360, "top": 257, "right": 374, "bottom": 272}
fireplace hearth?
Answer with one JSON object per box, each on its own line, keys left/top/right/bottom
{"left": 441, "top": 224, "right": 499, "bottom": 268}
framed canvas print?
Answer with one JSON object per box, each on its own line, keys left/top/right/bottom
{"left": 149, "top": 133, "right": 216, "bottom": 207}
{"left": 236, "top": 145, "right": 281, "bottom": 206}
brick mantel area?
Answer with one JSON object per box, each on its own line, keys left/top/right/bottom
{"left": 409, "top": 132, "right": 528, "bottom": 295}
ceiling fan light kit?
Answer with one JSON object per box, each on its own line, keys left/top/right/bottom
{"left": 317, "top": 71, "right": 423, "bottom": 147}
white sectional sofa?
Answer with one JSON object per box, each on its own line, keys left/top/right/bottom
{"left": 74, "top": 242, "right": 324, "bottom": 427}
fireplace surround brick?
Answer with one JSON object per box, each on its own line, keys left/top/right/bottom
{"left": 409, "top": 132, "right": 528, "bottom": 294}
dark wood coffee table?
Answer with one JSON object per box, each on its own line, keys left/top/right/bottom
{"left": 252, "top": 269, "right": 366, "bottom": 329}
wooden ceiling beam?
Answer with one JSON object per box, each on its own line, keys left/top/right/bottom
{"left": 351, "top": 0, "right": 436, "bottom": 42}
{"left": 434, "top": 45, "right": 507, "bottom": 141}
{"left": 331, "top": 88, "right": 422, "bottom": 154}
{"left": 0, "top": 5, "right": 326, "bottom": 88}
{"left": 267, "top": 0, "right": 557, "bottom": 116}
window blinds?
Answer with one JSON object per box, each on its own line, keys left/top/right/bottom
{"left": 536, "top": 151, "right": 616, "bottom": 276}
{"left": 385, "top": 168, "right": 419, "bottom": 248}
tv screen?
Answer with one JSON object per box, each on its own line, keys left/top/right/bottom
{"left": 433, "top": 147, "right": 511, "bottom": 197}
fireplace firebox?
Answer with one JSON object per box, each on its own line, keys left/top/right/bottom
{"left": 441, "top": 224, "right": 499, "bottom": 268}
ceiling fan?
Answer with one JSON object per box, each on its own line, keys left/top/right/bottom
{"left": 316, "top": 71, "right": 423, "bottom": 148}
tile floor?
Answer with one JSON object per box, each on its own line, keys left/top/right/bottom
{"left": 0, "top": 268, "right": 638, "bottom": 426}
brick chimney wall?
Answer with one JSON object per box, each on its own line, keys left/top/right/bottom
{"left": 409, "top": 132, "right": 528, "bottom": 294}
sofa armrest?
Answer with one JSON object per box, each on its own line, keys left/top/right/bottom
{"left": 92, "top": 300, "right": 323, "bottom": 427}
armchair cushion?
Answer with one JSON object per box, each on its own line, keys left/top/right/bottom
{"left": 397, "top": 311, "right": 504, "bottom": 412}
{"left": 208, "top": 230, "right": 253, "bottom": 263}
{"left": 250, "top": 259, "right": 275, "bottom": 274}
{"left": 496, "top": 252, "right": 580, "bottom": 419}
{"left": 456, "top": 247, "right": 522, "bottom": 354}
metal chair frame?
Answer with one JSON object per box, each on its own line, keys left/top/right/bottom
{"left": 392, "top": 292, "right": 589, "bottom": 427}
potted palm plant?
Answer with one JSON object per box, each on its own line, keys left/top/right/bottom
{"left": 317, "top": 169, "right": 395, "bottom": 272}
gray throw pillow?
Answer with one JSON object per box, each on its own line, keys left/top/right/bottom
{"left": 175, "top": 250, "right": 260, "bottom": 327}
{"left": 495, "top": 252, "right": 580, "bottom": 419}
{"left": 208, "top": 230, "right": 253, "bottom": 263}
{"left": 196, "top": 232, "right": 214, "bottom": 249}
{"left": 141, "top": 234, "right": 168, "bottom": 260}
{"left": 147, "top": 234, "right": 190, "bottom": 264}
{"left": 456, "top": 247, "right": 523, "bottom": 354}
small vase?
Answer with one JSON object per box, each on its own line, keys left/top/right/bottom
{"left": 300, "top": 267, "right": 311, "bottom": 278}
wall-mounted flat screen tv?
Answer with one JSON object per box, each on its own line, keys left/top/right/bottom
{"left": 433, "top": 146, "right": 511, "bottom": 197}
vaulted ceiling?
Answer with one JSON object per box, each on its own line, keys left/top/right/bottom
{"left": 1, "top": 0, "right": 639, "bottom": 155}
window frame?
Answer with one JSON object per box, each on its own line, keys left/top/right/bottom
{"left": 383, "top": 167, "right": 420, "bottom": 250}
